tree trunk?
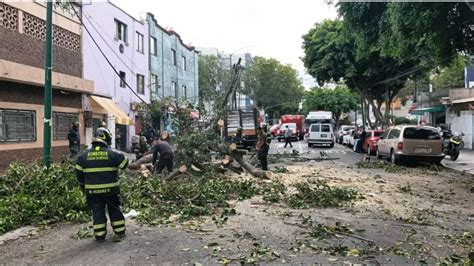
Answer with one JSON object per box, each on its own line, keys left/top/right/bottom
{"left": 165, "top": 165, "right": 188, "bottom": 181}
{"left": 128, "top": 154, "right": 153, "bottom": 170}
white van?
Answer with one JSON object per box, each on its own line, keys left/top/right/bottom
{"left": 308, "top": 123, "right": 334, "bottom": 148}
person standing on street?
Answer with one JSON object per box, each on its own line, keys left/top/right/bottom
{"left": 115, "top": 128, "right": 121, "bottom": 150}
{"left": 152, "top": 137, "right": 174, "bottom": 174}
{"left": 75, "top": 128, "right": 129, "bottom": 242}
{"left": 256, "top": 126, "right": 269, "bottom": 170}
{"left": 67, "top": 121, "right": 80, "bottom": 158}
{"left": 133, "top": 136, "right": 151, "bottom": 161}
{"left": 283, "top": 125, "right": 293, "bottom": 148}
{"left": 233, "top": 127, "right": 246, "bottom": 149}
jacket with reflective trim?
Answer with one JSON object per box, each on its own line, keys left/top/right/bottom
{"left": 75, "top": 143, "right": 128, "bottom": 195}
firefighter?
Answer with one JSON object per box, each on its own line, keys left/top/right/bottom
{"left": 75, "top": 128, "right": 129, "bottom": 242}
{"left": 233, "top": 127, "right": 246, "bottom": 148}
{"left": 262, "top": 124, "right": 272, "bottom": 146}
{"left": 256, "top": 126, "right": 269, "bottom": 170}
{"left": 133, "top": 136, "right": 151, "bottom": 160}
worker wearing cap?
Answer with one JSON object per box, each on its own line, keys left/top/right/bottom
{"left": 75, "top": 128, "right": 129, "bottom": 242}
{"left": 133, "top": 136, "right": 151, "bottom": 160}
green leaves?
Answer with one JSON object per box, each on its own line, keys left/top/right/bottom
{"left": 0, "top": 163, "right": 89, "bottom": 234}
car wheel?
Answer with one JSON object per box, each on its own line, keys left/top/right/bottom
{"left": 376, "top": 147, "right": 382, "bottom": 159}
{"left": 329, "top": 142, "right": 334, "bottom": 148}
{"left": 390, "top": 150, "right": 398, "bottom": 165}
{"left": 308, "top": 143, "right": 312, "bottom": 148}
{"left": 278, "top": 138, "right": 281, "bottom": 142}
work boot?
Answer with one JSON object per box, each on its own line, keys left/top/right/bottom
{"left": 111, "top": 233, "right": 126, "bottom": 242}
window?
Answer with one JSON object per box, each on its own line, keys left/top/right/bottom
{"left": 171, "top": 49, "right": 176, "bottom": 65}
{"left": 388, "top": 129, "right": 401, "bottom": 139}
{"left": 150, "top": 74, "right": 158, "bottom": 96}
{"left": 119, "top": 71, "right": 126, "bottom": 88}
{"left": 53, "top": 112, "right": 78, "bottom": 140}
{"left": 0, "top": 109, "right": 36, "bottom": 142}
{"left": 114, "top": 19, "right": 127, "bottom": 42}
{"left": 150, "top": 37, "right": 157, "bottom": 56}
{"left": 171, "top": 81, "right": 177, "bottom": 98}
{"left": 136, "top": 32, "right": 144, "bottom": 53}
{"left": 182, "top": 85, "right": 187, "bottom": 98}
{"left": 403, "top": 127, "right": 440, "bottom": 140}
{"left": 182, "top": 56, "right": 186, "bottom": 71}
{"left": 136, "top": 74, "right": 145, "bottom": 94}
{"left": 321, "top": 124, "right": 331, "bottom": 132}
{"left": 311, "top": 124, "right": 320, "bottom": 132}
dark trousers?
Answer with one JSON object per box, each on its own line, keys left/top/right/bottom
{"left": 284, "top": 137, "right": 293, "bottom": 148}
{"left": 155, "top": 153, "right": 173, "bottom": 174}
{"left": 258, "top": 146, "right": 269, "bottom": 170}
{"left": 69, "top": 143, "right": 79, "bottom": 158}
{"left": 86, "top": 194, "right": 125, "bottom": 239}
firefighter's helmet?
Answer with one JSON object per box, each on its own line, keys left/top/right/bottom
{"left": 93, "top": 127, "right": 112, "bottom": 146}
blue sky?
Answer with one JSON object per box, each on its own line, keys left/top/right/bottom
{"left": 112, "top": 0, "right": 338, "bottom": 88}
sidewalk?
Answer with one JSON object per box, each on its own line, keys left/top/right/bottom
{"left": 442, "top": 149, "right": 474, "bottom": 175}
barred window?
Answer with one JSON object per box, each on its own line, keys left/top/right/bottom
{"left": 53, "top": 112, "right": 78, "bottom": 140}
{"left": 0, "top": 109, "right": 36, "bottom": 142}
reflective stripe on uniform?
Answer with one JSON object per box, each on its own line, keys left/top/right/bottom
{"left": 75, "top": 164, "right": 83, "bottom": 171}
{"left": 113, "top": 226, "right": 125, "bottom": 232}
{"left": 84, "top": 182, "right": 119, "bottom": 189}
{"left": 119, "top": 158, "right": 128, "bottom": 169}
{"left": 111, "top": 220, "right": 125, "bottom": 226}
{"left": 93, "top": 224, "right": 106, "bottom": 229}
{"left": 95, "top": 231, "right": 106, "bottom": 236}
{"left": 82, "top": 167, "right": 118, "bottom": 173}
{"left": 95, "top": 146, "right": 100, "bottom": 151}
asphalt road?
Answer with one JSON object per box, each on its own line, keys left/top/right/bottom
{"left": 269, "top": 138, "right": 365, "bottom": 165}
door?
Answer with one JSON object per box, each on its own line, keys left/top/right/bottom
{"left": 309, "top": 124, "right": 321, "bottom": 140}
{"left": 378, "top": 129, "right": 391, "bottom": 155}
{"left": 387, "top": 128, "right": 401, "bottom": 154}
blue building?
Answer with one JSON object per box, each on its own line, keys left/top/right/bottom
{"left": 147, "top": 13, "right": 199, "bottom": 106}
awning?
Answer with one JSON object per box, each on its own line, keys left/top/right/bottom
{"left": 410, "top": 105, "right": 446, "bottom": 115}
{"left": 90, "top": 96, "right": 133, "bottom": 125}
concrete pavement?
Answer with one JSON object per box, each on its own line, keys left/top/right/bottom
{"left": 442, "top": 149, "right": 474, "bottom": 175}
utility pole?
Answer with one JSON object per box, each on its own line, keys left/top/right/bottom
{"left": 360, "top": 94, "right": 365, "bottom": 130}
{"left": 43, "top": 1, "right": 53, "bottom": 167}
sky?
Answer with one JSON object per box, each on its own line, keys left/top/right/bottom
{"left": 111, "top": 0, "right": 338, "bottom": 88}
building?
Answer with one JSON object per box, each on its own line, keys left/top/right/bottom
{"left": 444, "top": 88, "right": 474, "bottom": 149}
{"left": 147, "top": 13, "right": 199, "bottom": 132}
{"left": 0, "top": 1, "right": 94, "bottom": 169}
{"left": 82, "top": 1, "right": 149, "bottom": 150}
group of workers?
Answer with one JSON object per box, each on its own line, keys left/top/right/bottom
{"left": 69, "top": 121, "right": 274, "bottom": 243}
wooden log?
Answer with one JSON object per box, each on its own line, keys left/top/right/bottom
{"left": 128, "top": 154, "right": 153, "bottom": 170}
{"left": 165, "top": 165, "right": 188, "bottom": 181}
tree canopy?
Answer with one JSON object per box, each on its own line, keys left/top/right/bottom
{"left": 302, "top": 85, "right": 358, "bottom": 127}
{"left": 243, "top": 56, "right": 304, "bottom": 119}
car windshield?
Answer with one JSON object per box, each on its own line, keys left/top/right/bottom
{"left": 403, "top": 127, "right": 440, "bottom": 140}
{"left": 342, "top": 126, "right": 354, "bottom": 131}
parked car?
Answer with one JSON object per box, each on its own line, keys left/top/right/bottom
{"left": 278, "top": 123, "right": 298, "bottom": 142}
{"left": 336, "top": 125, "right": 355, "bottom": 144}
{"left": 376, "top": 125, "right": 444, "bottom": 165}
{"left": 362, "top": 130, "right": 384, "bottom": 155}
{"left": 269, "top": 124, "right": 280, "bottom": 138}
{"left": 307, "top": 123, "right": 334, "bottom": 148}
{"left": 342, "top": 129, "right": 355, "bottom": 146}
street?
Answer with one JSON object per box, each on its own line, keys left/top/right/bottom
{"left": 270, "top": 139, "right": 365, "bottom": 165}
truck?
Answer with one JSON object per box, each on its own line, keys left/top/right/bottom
{"left": 278, "top": 115, "right": 305, "bottom": 141}
{"left": 304, "top": 111, "right": 335, "bottom": 134}
{"left": 224, "top": 107, "right": 262, "bottom": 148}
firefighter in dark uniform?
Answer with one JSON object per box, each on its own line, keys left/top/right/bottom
{"left": 75, "top": 128, "right": 129, "bottom": 242}
{"left": 262, "top": 124, "right": 272, "bottom": 146}
{"left": 233, "top": 127, "right": 246, "bottom": 149}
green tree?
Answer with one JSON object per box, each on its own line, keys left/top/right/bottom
{"left": 198, "top": 55, "right": 230, "bottom": 113}
{"left": 432, "top": 55, "right": 467, "bottom": 90}
{"left": 243, "top": 57, "right": 304, "bottom": 119}
{"left": 302, "top": 85, "right": 358, "bottom": 127}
